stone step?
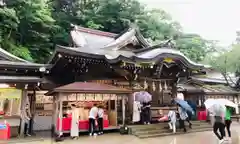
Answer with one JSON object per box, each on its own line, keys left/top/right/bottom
{"left": 137, "top": 127, "right": 213, "bottom": 139}
{"left": 133, "top": 125, "right": 212, "bottom": 135}
{"left": 130, "top": 122, "right": 210, "bottom": 131}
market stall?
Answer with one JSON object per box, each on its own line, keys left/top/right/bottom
{"left": 45, "top": 82, "right": 132, "bottom": 134}
{"left": 0, "top": 87, "right": 22, "bottom": 137}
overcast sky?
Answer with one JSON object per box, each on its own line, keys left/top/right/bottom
{"left": 138, "top": 0, "right": 240, "bottom": 46}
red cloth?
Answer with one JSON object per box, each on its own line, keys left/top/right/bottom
{"left": 57, "top": 118, "right": 109, "bottom": 131}
{"left": 197, "top": 111, "right": 207, "bottom": 120}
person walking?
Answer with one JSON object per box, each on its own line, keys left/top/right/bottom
{"left": 225, "top": 106, "right": 232, "bottom": 142}
{"left": 177, "top": 104, "right": 188, "bottom": 132}
{"left": 167, "top": 110, "right": 177, "bottom": 133}
{"left": 210, "top": 104, "right": 226, "bottom": 144}
{"left": 88, "top": 103, "right": 98, "bottom": 136}
{"left": 97, "top": 105, "right": 104, "bottom": 135}
{"left": 70, "top": 104, "right": 79, "bottom": 139}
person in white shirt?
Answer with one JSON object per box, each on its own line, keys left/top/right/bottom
{"left": 88, "top": 104, "right": 98, "bottom": 136}
{"left": 70, "top": 104, "right": 79, "bottom": 139}
{"left": 97, "top": 105, "right": 104, "bottom": 135}
{"left": 168, "top": 110, "right": 177, "bottom": 133}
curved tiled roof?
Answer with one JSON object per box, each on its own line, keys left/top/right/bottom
{"left": 0, "top": 47, "right": 51, "bottom": 69}
{"left": 49, "top": 25, "right": 208, "bottom": 70}
{"left": 50, "top": 45, "right": 207, "bottom": 69}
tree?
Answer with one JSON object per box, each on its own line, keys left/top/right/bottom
{"left": 1, "top": 0, "right": 58, "bottom": 62}
{"left": 1, "top": 0, "right": 215, "bottom": 63}
{"left": 0, "top": 6, "right": 33, "bottom": 60}
{"left": 208, "top": 43, "right": 240, "bottom": 89}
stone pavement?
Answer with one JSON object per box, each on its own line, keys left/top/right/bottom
{"left": 2, "top": 123, "right": 240, "bottom": 144}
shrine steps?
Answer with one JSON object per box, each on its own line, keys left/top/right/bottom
{"left": 128, "top": 121, "right": 212, "bottom": 139}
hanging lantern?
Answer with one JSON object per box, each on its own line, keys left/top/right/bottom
{"left": 144, "top": 80, "right": 148, "bottom": 90}
{"left": 164, "top": 81, "right": 168, "bottom": 90}
{"left": 152, "top": 81, "right": 156, "bottom": 91}
{"left": 159, "top": 82, "right": 162, "bottom": 92}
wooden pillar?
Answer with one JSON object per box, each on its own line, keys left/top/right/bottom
{"left": 58, "top": 94, "right": 63, "bottom": 135}
{"left": 122, "top": 96, "right": 126, "bottom": 125}
{"left": 29, "top": 87, "right": 36, "bottom": 135}
{"left": 51, "top": 95, "right": 57, "bottom": 135}
{"left": 115, "top": 96, "right": 118, "bottom": 126}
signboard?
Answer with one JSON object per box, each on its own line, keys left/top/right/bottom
{"left": 36, "top": 94, "right": 53, "bottom": 103}
{"left": 77, "top": 93, "right": 85, "bottom": 101}
{"left": 110, "top": 94, "right": 117, "bottom": 100}
{"left": 85, "top": 94, "right": 94, "bottom": 101}
{"left": 103, "top": 94, "right": 110, "bottom": 100}
{"left": 0, "top": 88, "right": 21, "bottom": 99}
{"left": 95, "top": 94, "right": 102, "bottom": 101}
{"left": 68, "top": 94, "right": 77, "bottom": 101}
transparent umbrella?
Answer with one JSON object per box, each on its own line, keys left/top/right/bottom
{"left": 217, "top": 99, "right": 239, "bottom": 114}
{"left": 134, "top": 91, "right": 152, "bottom": 103}
{"left": 208, "top": 103, "right": 226, "bottom": 117}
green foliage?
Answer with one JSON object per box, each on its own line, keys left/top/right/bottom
{"left": 1, "top": 0, "right": 215, "bottom": 63}
{"left": 210, "top": 44, "right": 240, "bottom": 74}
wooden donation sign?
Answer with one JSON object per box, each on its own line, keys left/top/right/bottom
{"left": 103, "top": 94, "right": 110, "bottom": 100}
{"left": 77, "top": 93, "right": 85, "bottom": 101}
{"left": 68, "top": 94, "right": 77, "bottom": 101}
{"left": 95, "top": 94, "right": 102, "bottom": 101}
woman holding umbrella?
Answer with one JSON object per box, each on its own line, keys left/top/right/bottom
{"left": 204, "top": 99, "right": 227, "bottom": 143}
{"left": 174, "top": 98, "right": 194, "bottom": 132}
{"left": 210, "top": 104, "right": 226, "bottom": 144}
{"left": 134, "top": 91, "right": 152, "bottom": 124}
{"left": 177, "top": 104, "right": 188, "bottom": 132}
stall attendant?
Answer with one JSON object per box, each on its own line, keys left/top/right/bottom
{"left": 70, "top": 104, "right": 79, "bottom": 139}
{"left": 88, "top": 103, "right": 98, "bottom": 136}
{"left": 97, "top": 105, "right": 104, "bottom": 135}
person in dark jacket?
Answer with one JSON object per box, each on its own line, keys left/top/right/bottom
{"left": 141, "top": 102, "right": 151, "bottom": 124}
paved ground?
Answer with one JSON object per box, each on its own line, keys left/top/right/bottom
{"left": 2, "top": 122, "right": 240, "bottom": 144}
